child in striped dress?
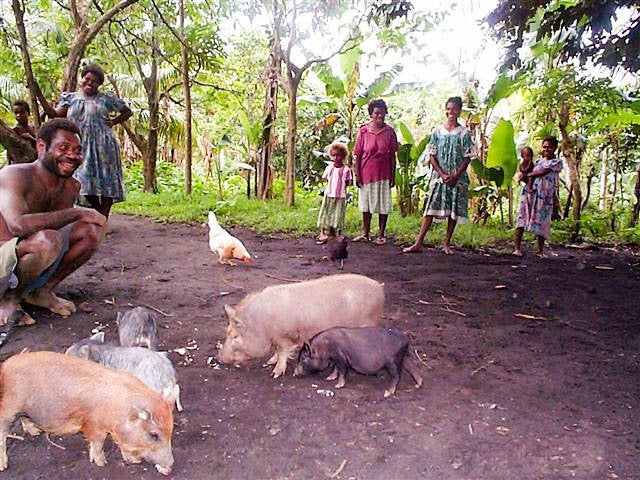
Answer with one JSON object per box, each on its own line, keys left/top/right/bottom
{"left": 316, "top": 142, "right": 352, "bottom": 244}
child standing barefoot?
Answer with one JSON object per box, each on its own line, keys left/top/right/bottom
{"left": 514, "top": 137, "right": 563, "bottom": 257}
{"left": 317, "top": 142, "right": 352, "bottom": 244}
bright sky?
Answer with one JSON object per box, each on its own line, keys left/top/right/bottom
{"left": 226, "top": 1, "right": 502, "bottom": 95}
{"left": 368, "top": 0, "right": 501, "bottom": 92}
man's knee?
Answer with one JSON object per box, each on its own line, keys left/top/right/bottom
{"left": 29, "top": 230, "right": 63, "bottom": 266}
{"left": 74, "top": 222, "right": 104, "bottom": 251}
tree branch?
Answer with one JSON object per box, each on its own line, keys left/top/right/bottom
{"left": 85, "top": 0, "right": 140, "bottom": 45}
{"left": 150, "top": 0, "right": 191, "bottom": 52}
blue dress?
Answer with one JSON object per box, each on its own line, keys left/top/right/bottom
{"left": 59, "top": 91, "right": 128, "bottom": 202}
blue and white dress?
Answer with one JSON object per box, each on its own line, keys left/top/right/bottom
{"left": 59, "top": 91, "right": 128, "bottom": 202}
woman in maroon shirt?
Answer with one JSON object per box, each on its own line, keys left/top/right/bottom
{"left": 352, "top": 99, "right": 398, "bottom": 245}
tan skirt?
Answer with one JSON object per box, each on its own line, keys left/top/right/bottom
{"left": 358, "top": 180, "right": 392, "bottom": 214}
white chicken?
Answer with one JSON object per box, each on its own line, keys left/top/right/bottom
{"left": 207, "top": 211, "right": 252, "bottom": 265}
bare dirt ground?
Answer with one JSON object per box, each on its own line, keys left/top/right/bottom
{"left": 1, "top": 213, "right": 639, "bottom": 480}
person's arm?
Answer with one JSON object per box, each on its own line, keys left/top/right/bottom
{"left": 353, "top": 131, "right": 363, "bottom": 188}
{"left": 36, "top": 90, "right": 68, "bottom": 118}
{"left": 105, "top": 105, "right": 133, "bottom": 127}
{"left": 389, "top": 151, "right": 397, "bottom": 188}
{"left": 447, "top": 157, "right": 472, "bottom": 186}
{"left": 447, "top": 130, "right": 474, "bottom": 186}
{"left": 0, "top": 173, "right": 105, "bottom": 238}
{"left": 528, "top": 167, "right": 552, "bottom": 178}
{"left": 429, "top": 154, "right": 449, "bottom": 182}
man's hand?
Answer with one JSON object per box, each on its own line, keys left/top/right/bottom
{"left": 78, "top": 208, "right": 107, "bottom": 226}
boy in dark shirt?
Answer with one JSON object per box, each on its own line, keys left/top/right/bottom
{"left": 7, "top": 100, "right": 37, "bottom": 165}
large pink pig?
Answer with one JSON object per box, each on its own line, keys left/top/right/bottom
{"left": 0, "top": 351, "right": 174, "bottom": 475}
{"left": 218, "top": 274, "right": 384, "bottom": 377}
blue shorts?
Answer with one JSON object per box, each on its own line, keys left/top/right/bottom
{"left": 24, "top": 225, "right": 72, "bottom": 293}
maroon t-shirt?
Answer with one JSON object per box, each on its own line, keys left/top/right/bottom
{"left": 353, "top": 124, "right": 398, "bottom": 185}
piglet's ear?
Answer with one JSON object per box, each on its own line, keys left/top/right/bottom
{"left": 224, "top": 304, "right": 236, "bottom": 319}
{"left": 89, "top": 332, "right": 105, "bottom": 343}
{"left": 129, "top": 408, "right": 151, "bottom": 423}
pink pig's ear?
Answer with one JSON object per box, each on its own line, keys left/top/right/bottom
{"left": 129, "top": 407, "right": 151, "bottom": 423}
{"left": 224, "top": 304, "right": 236, "bottom": 319}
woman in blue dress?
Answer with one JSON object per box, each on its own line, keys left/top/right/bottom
{"left": 40, "top": 64, "right": 132, "bottom": 217}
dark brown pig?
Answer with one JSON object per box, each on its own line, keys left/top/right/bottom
{"left": 293, "top": 326, "right": 424, "bottom": 397}
{"left": 0, "top": 351, "right": 174, "bottom": 474}
{"left": 218, "top": 274, "right": 384, "bottom": 378}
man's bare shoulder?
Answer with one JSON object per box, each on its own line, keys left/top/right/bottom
{"left": 0, "top": 163, "right": 36, "bottom": 187}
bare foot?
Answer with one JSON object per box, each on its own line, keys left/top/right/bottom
{"left": 24, "top": 289, "right": 76, "bottom": 317}
{"left": 536, "top": 251, "right": 547, "bottom": 259}
{"left": 0, "top": 296, "right": 20, "bottom": 326}
{"left": 402, "top": 243, "right": 423, "bottom": 254}
{"left": 442, "top": 245, "right": 454, "bottom": 255}
{"left": 512, "top": 249, "right": 523, "bottom": 257}
{"left": 14, "top": 307, "right": 36, "bottom": 326}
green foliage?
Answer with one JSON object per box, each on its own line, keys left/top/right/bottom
{"left": 471, "top": 159, "right": 504, "bottom": 186}
{"left": 395, "top": 122, "right": 428, "bottom": 216}
{"left": 486, "top": 119, "right": 518, "bottom": 188}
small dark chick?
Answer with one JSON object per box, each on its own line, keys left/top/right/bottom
{"left": 326, "top": 227, "right": 348, "bottom": 269}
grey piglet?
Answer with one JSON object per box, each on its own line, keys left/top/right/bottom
{"left": 118, "top": 307, "right": 158, "bottom": 350}
{"left": 66, "top": 332, "right": 183, "bottom": 411}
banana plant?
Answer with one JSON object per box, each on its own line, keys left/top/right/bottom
{"left": 303, "top": 46, "right": 402, "bottom": 149}
{"left": 395, "top": 121, "right": 429, "bottom": 216}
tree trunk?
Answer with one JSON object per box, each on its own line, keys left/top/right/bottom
{"left": 179, "top": 0, "right": 192, "bottom": 196}
{"left": 559, "top": 103, "right": 582, "bottom": 238}
{"left": 258, "top": 36, "right": 280, "bottom": 200}
{"left": 143, "top": 33, "right": 160, "bottom": 193}
{"left": 610, "top": 153, "right": 618, "bottom": 211}
{"left": 0, "top": 120, "right": 37, "bottom": 164}
{"left": 12, "top": 0, "right": 41, "bottom": 127}
{"left": 631, "top": 165, "right": 640, "bottom": 227}
{"left": 600, "top": 147, "right": 608, "bottom": 210}
{"left": 61, "top": 0, "right": 140, "bottom": 91}
{"left": 563, "top": 185, "right": 573, "bottom": 219}
{"left": 284, "top": 76, "right": 300, "bottom": 206}
{"left": 581, "top": 166, "right": 596, "bottom": 210}
{"left": 507, "top": 185, "right": 513, "bottom": 228}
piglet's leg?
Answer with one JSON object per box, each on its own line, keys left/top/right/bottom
{"left": 384, "top": 362, "right": 401, "bottom": 398}
{"left": 334, "top": 363, "right": 348, "bottom": 389}
{"left": 87, "top": 432, "right": 107, "bottom": 467}
{"left": 265, "top": 352, "right": 278, "bottom": 366}
{"left": 0, "top": 420, "right": 10, "bottom": 471}
{"left": 20, "top": 417, "right": 42, "bottom": 436}
{"left": 403, "top": 359, "right": 424, "bottom": 389}
{"left": 271, "top": 343, "right": 295, "bottom": 378}
{"left": 325, "top": 366, "right": 338, "bottom": 381}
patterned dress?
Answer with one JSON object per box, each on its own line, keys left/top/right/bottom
{"left": 317, "top": 163, "right": 352, "bottom": 231}
{"left": 59, "top": 91, "right": 128, "bottom": 202}
{"left": 423, "top": 125, "right": 476, "bottom": 223}
{"left": 516, "top": 157, "right": 563, "bottom": 239}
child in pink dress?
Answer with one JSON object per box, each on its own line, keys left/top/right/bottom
{"left": 316, "top": 142, "right": 352, "bottom": 244}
